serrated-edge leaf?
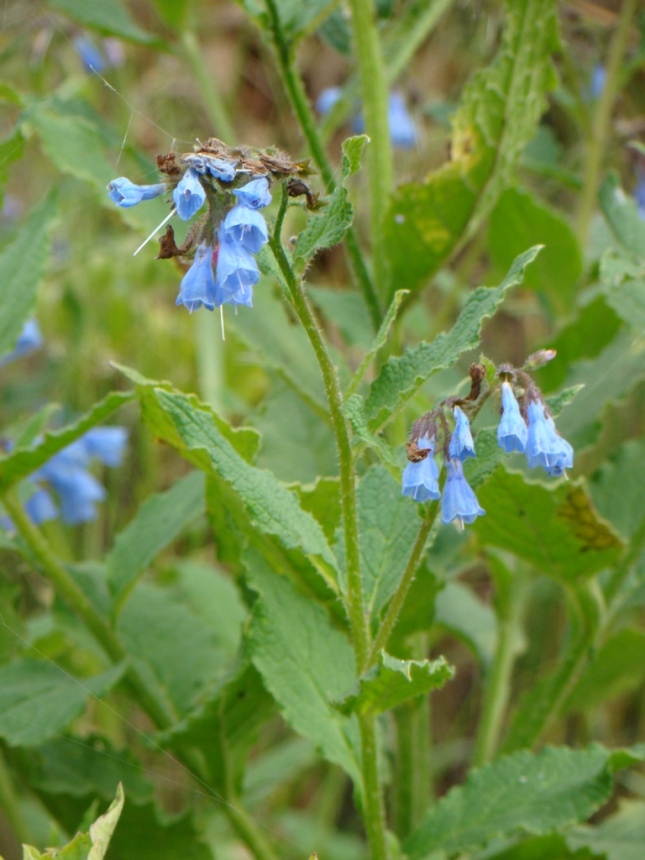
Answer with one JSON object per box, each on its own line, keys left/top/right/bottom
{"left": 0, "top": 391, "right": 134, "bottom": 491}
{"left": 106, "top": 470, "right": 205, "bottom": 608}
{"left": 0, "top": 193, "right": 57, "bottom": 358}
{"left": 338, "top": 650, "right": 454, "bottom": 716}
{"left": 343, "top": 394, "right": 400, "bottom": 477}
{"left": 405, "top": 744, "right": 615, "bottom": 859}
{"left": 365, "top": 246, "right": 542, "bottom": 429}
{"left": 152, "top": 388, "right": 338, "bottom": 576}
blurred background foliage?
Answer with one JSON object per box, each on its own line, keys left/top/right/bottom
{"left": 2, "top": 1, "right": 645, "bottom": 859}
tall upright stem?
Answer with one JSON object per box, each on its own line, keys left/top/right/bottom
{"left": 576, "top": 0, "right": 638, "bottom": 245}
{"left": 347, "top": 0, "right": 393, "bottom": 295}
{"left": 269, "top": 196, "right": 370, "bottom": 671}
{"left": 359, "top": 713, "right": 390, "bottom": 860}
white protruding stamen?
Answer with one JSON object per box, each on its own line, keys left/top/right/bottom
{"left": 220, "top": 306, "right": 226, "bottom": 340}
{"left": 133, "top": 208, "right": 176, "bottom": 256}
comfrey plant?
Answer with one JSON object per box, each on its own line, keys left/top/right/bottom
{"left": 404, "top": 356, "right": 573, "bottom": 527}
{"left": 107, "top": 139, "right": 317, "bottom": 314}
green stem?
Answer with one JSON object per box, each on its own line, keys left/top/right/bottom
{"left": 369, "top": 507, "right": 437, "bottom": 665}
{"left": 3, "top": 490, "right": 278, "bottom": 860}
{"left": 604, "top": 514, "right": 645, "bottom": 606}
{"left": 472, "top": 576, "right": 527, "bottom": 766}
{"left": 194, "top": 309, "right": 223, "bottom": 412}
{"left": 359, "top": 713, "right": 390, "bottom": 860}
{"left": 0, "top": 750, "right": 29, "bottom": 844}
{"left": 180, "top": 30, "right": 236, "bottom": 142}
{"left": 263, "top": 0, "right": 382, "bottom": 329}
{"left": 347, "top": 0, "right": 393, "bottom": 296}
{"left": 576, "top": 0, "right": 638, "bottom": 245}
{"left": 503, "top": 584, "right": 600, "bottom": 751}
{"left": 269, "top": 196, "right": 370, "bottom": 670}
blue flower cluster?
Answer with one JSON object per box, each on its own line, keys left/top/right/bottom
{"left": 107, "top": 152, "right": 272, "bottom": 313}
{"left": 403, "top": 370, "right": 574, "bottom": 528}
{"left": 176, "top": 177, "right": 271, "bottom": 312}
{"left": 316, "top": 88, "right": 418, "bottom": 149}
{"left": 3, "top": 428, "right": 128, "bottom": 529}
{"left": 498, "top": 383, "right": 573, "bottom": 477}
{"left": 402, "top": 407, "right": 485, "bottom": 528}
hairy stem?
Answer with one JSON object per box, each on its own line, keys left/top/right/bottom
{"left": 576, "top": 0, "right": 638, "bottom": 245}
{"left": 370, "top": 506, "right": 437, "bottom": 665}
{"left": 263, "top": 0, "right": 382, "bottom": 329}
{"left": 269, "top": 196, "right": 370, "bottom": 670}
{"left": 359, "top": 713, "right": 390, "bottom": 860}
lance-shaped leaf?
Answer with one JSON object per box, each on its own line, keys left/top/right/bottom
{"left": 339, "top": 651, "right": 454, "bottom": 716}
{"left": 0, "top": 391, "right": 134, "bottom": 492}
{"left": 0, "top": 192, "right": 56, "bottom": 359}
{"left": 293, "top": 136, "right": 367, "bottom": 270}
{"left": 382, "top": 0, "right": 557, "bottom": 299}
{"left": 139, "top": 385, "right": 337, "bottom": 580}
{"left": 405, "top": 745, "right": 639, "bottom": 859}
{"left": 365, "top": 246, "right": 542, "bottom": 429}
{"left": 106, "top": 470, "right": 205, "bottom": 608}
{"left": 599, "top": 174, "right": 645, "bottom": 259}
{"left": 247, "top": 551, "right": 361, "bottom": 784}
{"left": 48, "top": 0, "right": 158, "bottom": 44}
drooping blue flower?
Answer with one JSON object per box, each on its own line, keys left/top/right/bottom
{"left": 82, "top": 427, "right": 128, "bottom": 468}
{"left": 525, "top": 400, "right": 573, "bottom": 476}
{"left": 402, "top": 436, "right": 441, "bottom": 503}
{"left": 233, "top": 177, "right": 272, "bottom": 210}
{"left": 48, "top": 467, "right": 107, "bottom": 526}
{"left": 175, "top": 242, "right": 218, "bottom": 312}
{"left": 440, "top": 459, "right": 485, "bottom": 527}
{"left": 216, "top": 229, "right": 260, "bottom": 300}
{"left": 1, "top": 319, "right": 42, "bottom": 366}
{"left": 107, "top": 177, "right": 165, "bottom": 208}
{"left": 590, "top": 63, "right": 606, "bottom": 100}
{"left": 24, "top": 487, "right": 58, "bottom": 525}
{"left": 73, "top": 35, "right": 106, "bottom": 73}
{"left": 173, "top": 168, "right": 206, "bottom": 220}
{"left": 183, "top": 154, "right": 237, "bottom": 182}
{"left": 497, "top": 381, "right": 528, "bottom": 453}
{"left": 221, "top": 204, "right": 268, "bottom": 253}
{"left": 387, "top": 92, "right": 418, "bottom": 149}
{"left": 448, "top": 406, "right": 475, "bottom": 461}
{"left": 316, "top": 87, "right": 342, "bottom": 115}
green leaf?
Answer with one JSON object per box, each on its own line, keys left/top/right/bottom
{"left": 382, "top": 0, "right": 558, "bottom": 298}
{"left": 247, "top": 551, "right": 361, "bottom": 783}
{"left": 0, "top": 660, "right": 123, "bottom": 747}
{"left": 405, "top": 745, "right": 616, "bottom": 859}
{"left": 0, "top": 391, "right": 134, "bottom": 492}
{"left": 604, "top": 279, "right": 645, "bottom": 332}
{"left": 589, "top": 439, "right": 645, "bottom": 539}
{"left": 365, "top": 246, "right": 542, "bottom": 429}
{"left": 339, "top": 651, "right": 454, "bottom": 716}
{"left": 116, "top": 582, "right": 228, "bottom": 715}
{"left": 567, "top": 800, "right": 645, "bottom": 860}
{"left": 160, "top": 662, "right": 275, "bottom": 794}
{"left": 564, "top": 629, "right": 645, "bottom": 713}
{"left": 296, "top": 477, "right": 341, "bottom": 545}
{"left": 0, "top": 193, "right": 56, "bottom": 359}
{"left": 485, "top": 833, "right": 594, "bottom": 860}
{"left": 434, "top": 582, "right": 497, "bottom": 667}
{"left": 106, "top": 471, "right": 205, "bottom": 608}
{"left": 599, "top": 174, "right": 645, "bottom": 259}
{"left": 151, "top": 0, "right": 190, "bottom": 30}
{"left": 346, "top": 289, "right": 409, "bottom": 397}
{"left": 148, "top": 386, "right": 338, "bottom": 579}
{"left": 293, "top": 135, "right": 367, "bottom": 270}
{"left": 354, "top": 465, "right": 421, "bottom": 616}
{"left": 472, "top": 467, "right": 622, "bottom": 583}
{"left": 98, "top": 797, "right": 210, "bottom": 860}
{"left": 25, "top": 104, "right": 118, "bottom": 188}
{"left": 46, "top": 0, "right": 157, "bottom": 44}
{"left": 488, "top": 188, "right": 582, "bottom": 314}
{"left": 342, "top": 395, "right": 400, "bottom": 476}
{"left": 25, "top": 736, "right": 152, "bottom": 803}
{"left": 0, "top": 128, "right": 25, "bottom": 198}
